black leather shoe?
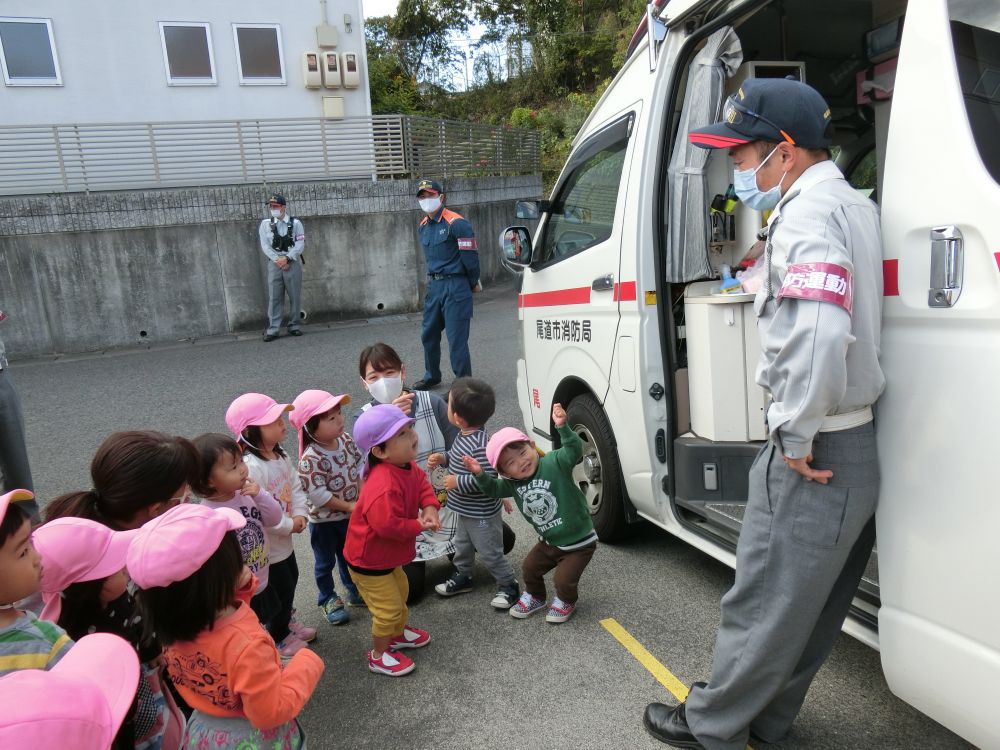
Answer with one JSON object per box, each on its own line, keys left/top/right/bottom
{"left": 288, "top": 329, "right": 303, "bottom": 337}
{"left": 411, "top": 378, "right": 440, "bottom": 390}
{"left": 643, "top": 701, "right": 705, "bottom": 748}
{"left": 263, "top": 333, "right": 278, "bottom": 342}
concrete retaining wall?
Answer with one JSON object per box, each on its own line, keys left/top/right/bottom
{"left": 0, "top": 175, "right": 541, "bottom": 358}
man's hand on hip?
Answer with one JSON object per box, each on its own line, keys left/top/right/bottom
{"left": 783, "top": 454, "right": 833, "bottom": 484}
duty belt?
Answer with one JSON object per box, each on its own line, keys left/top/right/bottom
{"left": 819, "top": 406, "right": 873, "bottom": 432}
{"left": 428, "top": 273, "right": 462, "bottom": 281}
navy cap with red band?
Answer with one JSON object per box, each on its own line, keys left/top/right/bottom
{"left": 689, "top": 78, "right": 833, "bottom": 150}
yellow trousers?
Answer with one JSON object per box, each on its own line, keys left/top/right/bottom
{"left": 349, "top": 567, "right": 409, "bottom": 638}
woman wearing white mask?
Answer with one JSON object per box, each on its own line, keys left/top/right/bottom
{"left": 354, "top": 342, "right": 514, "bottom": 599}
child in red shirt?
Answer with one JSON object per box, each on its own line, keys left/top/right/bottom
{"left": 344, "top": 404, "right": 441, "bottom": 676}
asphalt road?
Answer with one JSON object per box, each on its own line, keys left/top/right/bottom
{"left": 11, "top": 280, "right": 970, "bottom": 750}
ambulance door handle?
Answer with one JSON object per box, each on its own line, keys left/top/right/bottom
{"left": 592, "top": 274, "right": 615, "bottom": 292}
{"left": 928, "top": 225, "right": 963, "bottom": 308}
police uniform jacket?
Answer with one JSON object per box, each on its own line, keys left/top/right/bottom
{"left": 419, "top": 208, "right": 479, "bottom": 287}
{"left": 755, "top": 160, "right": 885, "bottom": 460}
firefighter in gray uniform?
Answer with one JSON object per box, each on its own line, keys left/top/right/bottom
{"left": 258, "top": 194, "right": 305, "bottom": 341}
{"left": 644, "top": 78, "right": 885, "bottom": 749}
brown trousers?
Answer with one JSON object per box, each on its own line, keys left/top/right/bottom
{"left": 521, "top": 540, "right": 597, "bottom": 604}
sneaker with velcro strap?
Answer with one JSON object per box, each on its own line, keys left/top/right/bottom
{"left": 509, "top": 591, "right": 547, "bottom": 619}
{"left": 434, "top": 571, "right": 473, "bottom": 597}
{"left": 490, "top": 583, "right": 520, "bottom": 610}
{"left": 368, "top": 648, "right": 416, "bottom": 677}
{"left": 388, "top": 626, "right": 430, "bottom": 650}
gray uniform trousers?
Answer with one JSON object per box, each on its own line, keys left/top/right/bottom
{"left": 0, "top": 368, "right": 36, "bottom": 518}
{"left": 266, "top": 258, "right": 302, "bottom": 335}
{"left": 685, "top": 422, "right": 878, "bottom": 750}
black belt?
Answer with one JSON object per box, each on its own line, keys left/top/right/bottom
{"left": 428, "top": 273, "right": 462, "bottom": 281}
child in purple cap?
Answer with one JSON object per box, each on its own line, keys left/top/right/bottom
{"left": 343, "top": 404, "right": 441, "bottom": 676}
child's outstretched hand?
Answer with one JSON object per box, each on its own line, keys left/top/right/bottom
{"left": 426, "top": 452, "right": 444, "bottom": 469}
{"left": 462, "top": 455, "right": 483, "bottom": 475}
{"left": 552, "top": 403, "right": 567, "bottom": 428}
{"left": 242, "top": 479, "right": 260, "bottom": 497}
{"left": 502, "top": 498, "right": 514, "bottom": 514}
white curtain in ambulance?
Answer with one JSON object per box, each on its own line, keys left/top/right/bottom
{"left": 665, "top": 27, "right": 742, "bottom": 282}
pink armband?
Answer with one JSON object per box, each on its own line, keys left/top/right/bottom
{"left": 777, "top": 262, "right": 853, "bottom": 313}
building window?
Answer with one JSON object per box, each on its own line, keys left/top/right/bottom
{"left": 158, "top": 22, "right": 216, "bottom": 85}
{"left": 233, "top": 24, "right": 285, "bottom": 85}
{"left": 0, "top": 17, "right": 61, "bottom": 86}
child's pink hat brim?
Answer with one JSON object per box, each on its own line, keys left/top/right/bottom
{"left": 0, "top": 488, "right": 33, "bottom": 526}
{"left": 225, "top": 393, "right": 293, "bottom": 437}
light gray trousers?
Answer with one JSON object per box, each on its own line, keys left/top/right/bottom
{"left": 453, "top": 512, "right": 516, "bottom": 587}
{"left": 685, "top": 422, "right": 879, "bottom": 750}
{"left": 266, "top": 258, "right": 302, "bottom": 335}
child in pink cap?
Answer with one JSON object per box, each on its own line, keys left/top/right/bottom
{"left": 0, "top": 632, "right": 140, "bottom": 750}
{"left": 290, "top": 389, "right": 364, "bottom": 627}
{"left": 130, "top": 503, "right": 325, "bottom": 749}
{"left": 226, "top": 393, "right": 313, "bottom": 659}
{"left": 344, "top": 404, "right": 441, "bottom": 677}
{"left": 0, "top": 489, "right": 74, "bottom": 678}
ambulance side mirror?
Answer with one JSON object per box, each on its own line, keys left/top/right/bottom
{"left": 500, "top": 226, "right": 533, "bottom": 267}
{"left": 515, "top": 200, "right": 549, "bottom": 220}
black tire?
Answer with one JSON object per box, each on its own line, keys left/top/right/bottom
{"left": 502, "top": 520, "right": 516, "bottom": 554}
{"left": 565, "top": 394, "right": 630, "bottom": 542}
{"left": 403, "top": 561, "right": 426, "bottom": 604}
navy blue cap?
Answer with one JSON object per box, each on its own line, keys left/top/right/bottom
{"left": 267, "top": 194, "right": 287, "bottom": 206}
{"left": 689, "top": 78, "right": 833, "bottom": 150}
{"left": 415, "top": 178, "right": 443, "bottom": 196}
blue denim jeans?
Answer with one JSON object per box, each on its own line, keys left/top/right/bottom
{"left": 309, "top": 519, "right": 357, "bottom": 606}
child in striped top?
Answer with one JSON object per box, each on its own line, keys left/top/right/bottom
{"left": 426, "top": 378, "right": 519, "bottom": 609}
{"left": 0, "top": 489, "right": 73, "bottom": 677}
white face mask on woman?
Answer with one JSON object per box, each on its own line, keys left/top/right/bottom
{"left": 367, "top": 375, "right": 403, "bottom": 404}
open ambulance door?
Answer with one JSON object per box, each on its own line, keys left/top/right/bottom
{"left": 876, "top": 1, "right": 1000, "bottom": 746}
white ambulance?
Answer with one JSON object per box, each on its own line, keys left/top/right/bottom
{"left": 500, "top": 0, "right": 999, "bottom": 745}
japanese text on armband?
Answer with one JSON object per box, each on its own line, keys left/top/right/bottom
{"left": 777, "top": 262, "right": 854, "bottom": 314}
{"left": 535, "top": 319, "right": 592, "bottom": 342}
{"left": 457, "top": 238, "right": 478, "bottom": 251}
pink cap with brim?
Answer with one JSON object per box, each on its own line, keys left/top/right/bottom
{"left": 0, "top": 632, "right": 140, "bottom": 750}
{"left": 127, "top": 503, "right": 246, "bottom": 589}
{"left": 34, "top": 518, "right": 139, "bottom": 621}
{"left": 0, "top": 489, "right": 34, "bottom": 526}
{"left": 289, "top": 389, "right": 351, "bottom": 455}
{"left": 225, "top": 393, "right": 293, "bottom": 439}
{"left": 486, "top": 427, "right": 532, "bottom": 472}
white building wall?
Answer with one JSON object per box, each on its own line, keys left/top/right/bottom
{"left": 0, "top": 0, "right": 371, "bottom": 125}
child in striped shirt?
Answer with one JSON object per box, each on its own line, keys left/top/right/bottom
{"left": 427, "top": 378, "right": 519, "bottom": 609}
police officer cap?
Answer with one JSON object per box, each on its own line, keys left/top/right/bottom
{"left": 415, "top": 179, "right": 443, "bottom": 196}
{"left": 267, "top": 194, "right": 287, "bottom": 206}
{"left": 688, "top": 78, "right": 833, "bottom": 150}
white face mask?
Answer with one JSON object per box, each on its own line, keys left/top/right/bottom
{"left": 367, "top": 375, "right": 403, "bottom": 404}
{"left": 419, "top": 197, "right": 442, "bottom": 214}
{"left": 270, "top": 208, "right": 282, "bottom": 218}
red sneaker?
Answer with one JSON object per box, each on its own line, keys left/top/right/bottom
{"left": 388, "top": 626, "right": 430, "bottom": 650}
{"left": 368, "top": 649, "right": 415, "bottom": 676}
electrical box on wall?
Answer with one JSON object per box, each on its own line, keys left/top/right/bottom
{"left": 341, "top": 53, "right": 360, "bottom": 88}
{"left": 322, "top": 96, "right": 345, "bottom": 119}
{"left": 321, "top": 52, "right": 341, "bottom": 88}
{"left": 302, "top": 52, "right": 321, "bottom": 88}
{"left": 316, "top": 24, "right": 338, "bottom": 48}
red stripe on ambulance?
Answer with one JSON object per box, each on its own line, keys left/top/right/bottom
{"left": 614, "top": 281, "right": 637, "bottom": 302}
{"left": 518, "top": 287, "right": 592, "bottom": 308}
{"left": 994, "top": 252, "right": 1000, "bottom": 272}
{"left": 883, "top": 259, "right": 899, "bottom": 297}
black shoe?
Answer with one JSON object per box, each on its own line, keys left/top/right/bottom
{"left": 433, "top": 572, "right": 473, "bottom": 597}
{"left": 263, "top": 333, "right": 278, "bottom": 342}
{"left": 411, "top": 378, "right": 441, "bottom": 390}
{"left": 643, "top": 701, "right": 705, "bottom": 748}
{"left": 490, "top": 583, "right": 520, "bottom": 610}
{"left": 288, "top": 329, "right": 303, "bottom": 337}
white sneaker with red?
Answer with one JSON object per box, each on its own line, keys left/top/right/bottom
{"left": 368, "top": 649, "right": 416, "bottom": 676}
{"left": 288, "top": 616, "right": 317, "bottom": 643}
{"left": 545, "top": 597, "right": 576, "bottom": 623}
{"left": 276, "top": 634, "right": 309, "bottom": 661}
{"left": 388, "top": 626, "right": 430, "bottom": 650}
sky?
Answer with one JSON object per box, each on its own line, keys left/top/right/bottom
{"left": 362, "top": 0, "right": 400, "bottom": 18}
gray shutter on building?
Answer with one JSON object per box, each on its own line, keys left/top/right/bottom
{"left": 665, "top": 27, "right": 743, "bottom": 282}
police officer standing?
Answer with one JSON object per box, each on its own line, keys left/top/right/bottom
{"left": 411, "top": 179, "right": 481, "bottom": 390}
{"left": 258, "top": 194, "right": 305, "bottom": 342}
{"left": 644, "top": 79, "right": 885, "bottom": 749}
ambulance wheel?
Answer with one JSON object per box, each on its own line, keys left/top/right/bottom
{"left": 502, "top": 520, "right": 516, "bottom": 554}
{"left": 403, "top": 561, "right": 425, "bottom": 604}
{"left": 566, "top": 395, "right": 629, "bottom": 542}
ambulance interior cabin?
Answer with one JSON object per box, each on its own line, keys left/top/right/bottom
{"left": 666, "top": 0, "right": 913, "bottom": 615}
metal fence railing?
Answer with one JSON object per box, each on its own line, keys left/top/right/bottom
{"left": 0, "top": 115, "right": 541, "bottom": 195}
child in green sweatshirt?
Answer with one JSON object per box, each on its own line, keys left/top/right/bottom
{"left": 463, "top": 403, "right": 597, "bottom": 623}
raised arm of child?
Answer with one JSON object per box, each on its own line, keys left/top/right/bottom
{"left": 550, "top": 403, "right": 583, "bottom": 472}
{"left": 463, "top": 455, "right": 517, "bottom": 499}
{"left": 229, "top": 628, "right": 324, "bottom": 730}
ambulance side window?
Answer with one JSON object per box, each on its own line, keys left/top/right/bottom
{"left": 948, "top": 4, "right": 1000, "bottom": 185}
{"left": 537, "top": 115, "right": 632, "bottom": 266}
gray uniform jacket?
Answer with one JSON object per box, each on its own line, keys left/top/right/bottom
{"left": 257, "top": 215, "right": 305, "bottom": 262}
{"left": 755, "top": 160, "right": 885, "bottom": 459}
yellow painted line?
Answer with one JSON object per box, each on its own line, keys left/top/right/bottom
{"left": 600, "top": 617, "right": 690, "bottom": 702}
{"left": 601, "top": 617, "right": 754, "bottom": 750}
